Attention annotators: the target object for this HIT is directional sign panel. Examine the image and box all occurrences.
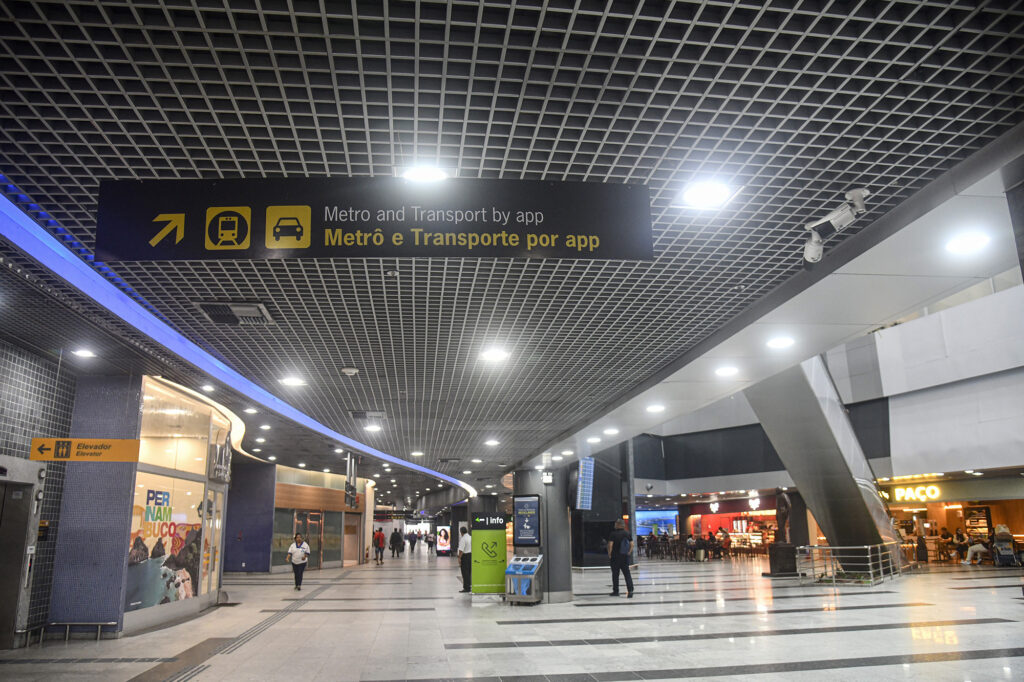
[95,177,652,262]
[30,438,140,462]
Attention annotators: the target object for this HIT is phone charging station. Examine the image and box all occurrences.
[507,494,544,604]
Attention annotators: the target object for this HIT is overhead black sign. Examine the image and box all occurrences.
[95,177,652,262]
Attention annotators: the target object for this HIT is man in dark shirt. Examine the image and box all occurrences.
[607,519,635,598]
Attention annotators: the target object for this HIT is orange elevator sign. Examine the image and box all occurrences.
[30,438,140,463]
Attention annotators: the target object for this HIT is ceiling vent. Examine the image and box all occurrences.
[197,302,274,326]
[350,410,387,420]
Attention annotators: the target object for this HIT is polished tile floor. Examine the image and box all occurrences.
[1,549,1021,681]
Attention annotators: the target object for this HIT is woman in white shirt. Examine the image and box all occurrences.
[286,533,310,590]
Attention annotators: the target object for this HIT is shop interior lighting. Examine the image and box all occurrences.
[0,192,476,497]
[646,404,665,413]
[484,439,500,446]
[715,366,739,377]
[479,347,510,362]
[71,348,96,357]
[279,376,307,386]
[945,231,990,255]
[766,336,795,349]
[401,166,449,182]
[603,428,619,435]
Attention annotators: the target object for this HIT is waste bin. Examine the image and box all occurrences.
[505,555,543,604]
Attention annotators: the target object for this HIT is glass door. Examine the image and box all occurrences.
[295,511,323,569]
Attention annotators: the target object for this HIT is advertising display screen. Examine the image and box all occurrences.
[436,525,452,555]
[636,510,678,536]
[513,496,541,547]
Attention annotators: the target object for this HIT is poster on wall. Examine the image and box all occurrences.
[125,474,205,612]
[471,514,508,594]
[436,525,452,556]
[513,495,540,547]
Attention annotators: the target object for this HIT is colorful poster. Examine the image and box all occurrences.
[471,514,508,594]
[125,473,205,612]
[513,496,540,546]
[436,525,452,555]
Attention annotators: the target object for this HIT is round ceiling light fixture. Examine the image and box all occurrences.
[279,376,306,387]
[551,455,563,462]
[945,231,990,255]
[244,408,258,414]
[646,404,665,413]
[72,349,96,358]
[471,458,482,463]
[259,424,271,430]
[561,449,574,455]
[201,384,215,392]
[680,181,735,209]
[484,439,500,446]
[298,463,306,468]
[715,366,739,377]
[603,428,619,435]
[364,424,382,432]
[268,455,276,461]
[411,451,424,457]
[586,437,601,444]
[401,165,449,182]
[766,336,795,349]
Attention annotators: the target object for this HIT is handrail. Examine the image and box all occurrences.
[796,542,903,586]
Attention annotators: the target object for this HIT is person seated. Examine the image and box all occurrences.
[953,528,969,560]
[962,533,992,565]
[938,527,954,561]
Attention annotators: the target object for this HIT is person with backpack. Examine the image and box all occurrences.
[607,519,634,598]
[373,527,386,565]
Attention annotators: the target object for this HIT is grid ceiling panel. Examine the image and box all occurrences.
[1,0,1022,488]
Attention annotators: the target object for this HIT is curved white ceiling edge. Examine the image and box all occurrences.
[0,194,477,498]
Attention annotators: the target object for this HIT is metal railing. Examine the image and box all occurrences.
[796,542,903,586]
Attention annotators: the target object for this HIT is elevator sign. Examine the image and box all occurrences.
[30,438,140,462]
[95,177,652,261]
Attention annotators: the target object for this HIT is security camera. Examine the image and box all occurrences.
[645,483,654,492]
[803,230,823,263]
[844,188,869,213]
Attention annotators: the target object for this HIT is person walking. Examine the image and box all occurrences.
[373,527,386,565]
[286,532,310,590]
[426,531,435,553]
[390,528,403,557]
[458,526,472,593]
[607,519,634,598]
[408,531,418,553]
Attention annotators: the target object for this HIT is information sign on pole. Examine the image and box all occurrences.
[95,178,652,262]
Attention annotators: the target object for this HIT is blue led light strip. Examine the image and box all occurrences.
[0,192,476,497]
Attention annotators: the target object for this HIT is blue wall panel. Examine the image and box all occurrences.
[223,458,275,572]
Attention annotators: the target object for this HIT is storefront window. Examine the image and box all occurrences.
[139,378,211,475]
[126,472,205,611]
[324,512,343,563]
[272,508,295,566]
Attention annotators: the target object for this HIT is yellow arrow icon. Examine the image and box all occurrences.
[149,213,185,247]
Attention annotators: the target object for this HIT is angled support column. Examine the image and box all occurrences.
[744,356,897,551]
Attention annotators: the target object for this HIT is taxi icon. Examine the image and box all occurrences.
[272,216,304,241]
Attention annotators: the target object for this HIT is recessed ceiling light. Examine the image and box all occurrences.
[268,455,276,461]
[480,347,510,362]
[401,165,449,182]
[373,473,380,478]
[201,384,215,392]
[945,231,990,255]
[964,470,974,474]
[259,424,271,430]
[534,465,544,470]
[334,448,343,454]
[766,336,795,349]
[298,463,306,468]
[365,424,382,432]
[462,470,472,474]
[279,376,306,386]
[603,428,619,435]
[72,349,96,357]
[323,468,330,473]
[552,455,563,462]
[646,494,653,498]
[679,180,736,209]
[255,437,265,443]
[411,451,424,457]
[715,366,739,377]
[471,458,482,463]
[646,404,665,413]
[390,479,396,483]
[485,484,495,489]
[244,408,258,414]
[586,437,601,444]
[561,449,573,455]
[484,439,500,446]
[253,448,262,452]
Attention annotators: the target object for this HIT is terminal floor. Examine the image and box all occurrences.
[1,552,1021,681]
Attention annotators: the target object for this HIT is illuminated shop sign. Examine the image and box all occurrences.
[893,485,941,502]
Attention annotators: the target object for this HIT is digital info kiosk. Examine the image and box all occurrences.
[507,494,544,604]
